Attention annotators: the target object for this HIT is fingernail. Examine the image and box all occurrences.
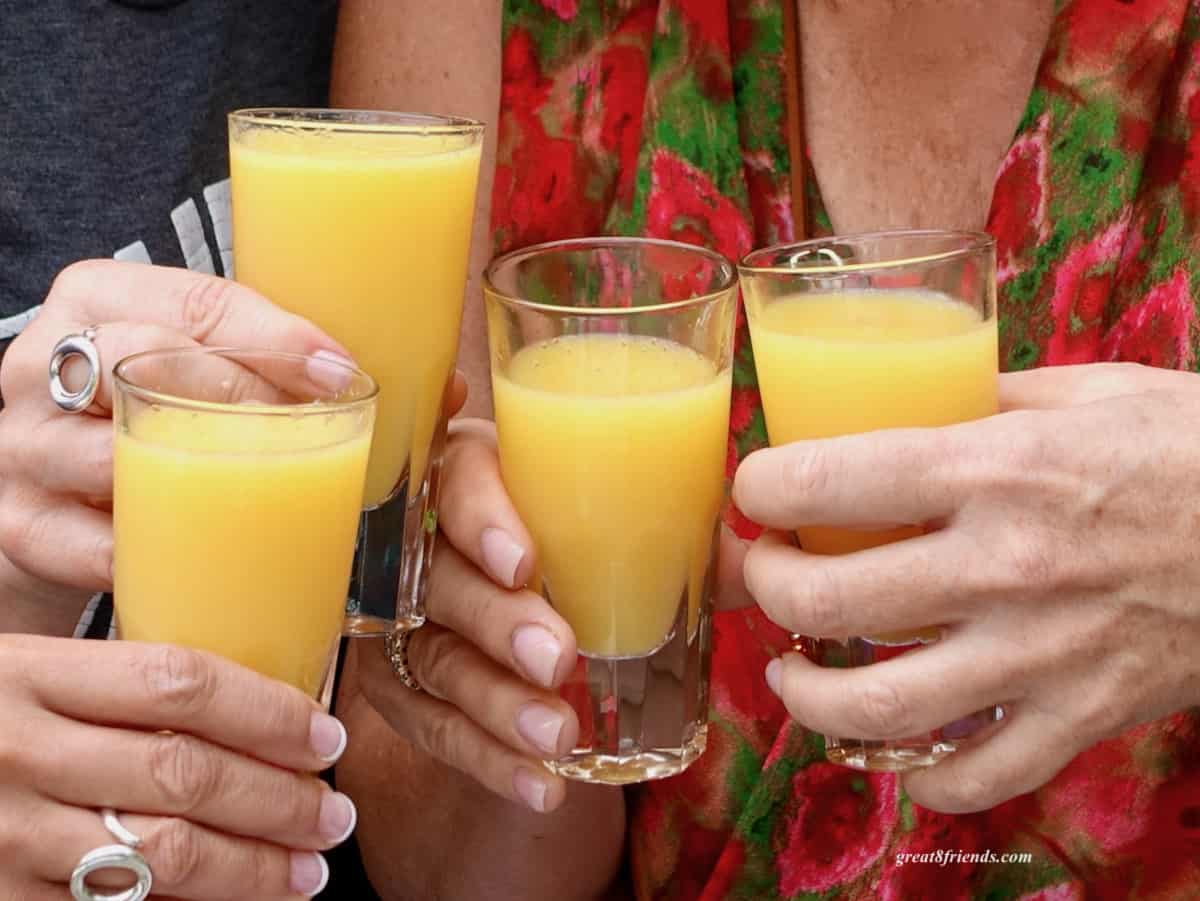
[319,791,358,845]
[290,852,329,897]
[516,702,566,756]
[513,767,548,813]
[481,527,526,587]
[512,624,564,689]
[310,714,348,764]
[306,350,357,394]
[765,658,782,696]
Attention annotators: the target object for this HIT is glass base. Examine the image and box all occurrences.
[808,634,1001,773]
[552,578,713,785]
[545,725,707,785]
[824,737,957,772]
[344,393,450,637]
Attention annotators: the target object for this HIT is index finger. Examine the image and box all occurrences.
[49,260,350,359]
[17,636,342,773]
[732,427,968,530]
[439,418,537,590]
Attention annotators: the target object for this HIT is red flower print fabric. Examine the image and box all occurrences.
[493,1,1200,897]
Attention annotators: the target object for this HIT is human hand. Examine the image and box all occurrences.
[0,260,352,607]
[0,635,358,899]
[733,362,1200,812]
[356,401,755,814]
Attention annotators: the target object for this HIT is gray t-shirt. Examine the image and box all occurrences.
[0,0,337,327]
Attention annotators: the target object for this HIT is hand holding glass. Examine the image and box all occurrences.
[739,230,1000,771]
[113,348,377,704]
[485,238,736,784]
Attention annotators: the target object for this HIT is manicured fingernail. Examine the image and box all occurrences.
[765,659,782,696]
[513,767,548,813]
[319,792,357,845]
[306,350,357,393]
[516,703,566,756]
[481,527,526,587]
[290,852,329,897]
[310,713,348,764]
[512,624,564,688]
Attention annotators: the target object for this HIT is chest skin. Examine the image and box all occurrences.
[798,0,1056,233]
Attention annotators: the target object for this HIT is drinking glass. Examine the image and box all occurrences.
[739,230,1000,771]
[112,348,377,705]
[485,238,737,784]
[228,108,484,635]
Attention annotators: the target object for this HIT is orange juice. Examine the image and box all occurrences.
[113,406,371,696]
[230,126,481,506]
[493,335,730,658]
[748,290,997,638]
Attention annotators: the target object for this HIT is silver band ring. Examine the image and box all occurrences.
[385,627,423,692]
[49,326,102,413]
[101,808,143,849]
[70,844,153,901]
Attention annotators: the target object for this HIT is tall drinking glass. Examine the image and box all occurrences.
[112,348,377,705]
[739,230,1000,771]
[228,109,483,635]
[485,238,737,784]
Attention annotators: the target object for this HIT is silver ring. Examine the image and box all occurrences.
[49,326,101,413]
[70,844,153,901]
[101,808,143,849]
[385,627,423,692]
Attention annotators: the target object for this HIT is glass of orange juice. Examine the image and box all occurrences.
[484,238,737,784]
[739,230,1000,772]
[228,109,484,637]
[112,348,377,705]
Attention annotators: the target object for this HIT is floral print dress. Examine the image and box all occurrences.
[492,1,1200,897]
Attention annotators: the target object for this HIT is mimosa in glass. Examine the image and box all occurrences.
[112,348,377,704]
[486,238,737,784]
[740,231,1000,771]
[229,109,483,635]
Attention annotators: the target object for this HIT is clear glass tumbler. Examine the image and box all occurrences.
[485,238,738,784]
[228,108,484,636]
[112,348,377,706]
[739,230,1001,772]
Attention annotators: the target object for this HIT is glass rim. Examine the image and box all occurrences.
[738,229,995,277]
[483,237,738,317]
[228,107,485,137]
[113,347,380,416]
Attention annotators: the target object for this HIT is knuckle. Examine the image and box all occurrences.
[848,679,913,739]
[0,500,29,564]
[180,275,234,342]
[245,841,285,894]
[145,817,204,887]
[934,772,996,813]
[0,729,28,782]
[147,733,220,814]
[138,644,215,717]
[1005,534,1059,591]
[48,259,106,304]
[418,709,469,765]
[416,630,472,697]
[1005,419,1055,476]
[790,567,847,637]
[778,447,834,505]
